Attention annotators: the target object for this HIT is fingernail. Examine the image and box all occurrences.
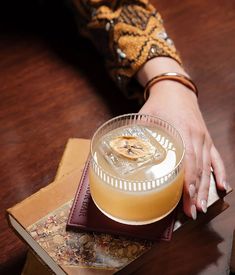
[189,184,196,198]
[201,199,207,213]
[191,205,197,220]
[223,180,230,191]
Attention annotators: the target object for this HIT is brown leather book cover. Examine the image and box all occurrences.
[67,160,176,241]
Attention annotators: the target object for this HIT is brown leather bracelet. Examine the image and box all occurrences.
[144,72,198,101]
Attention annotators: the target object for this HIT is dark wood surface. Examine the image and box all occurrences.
[0,1,234,274]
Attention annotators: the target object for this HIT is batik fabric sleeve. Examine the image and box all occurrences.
[69,0,182,100]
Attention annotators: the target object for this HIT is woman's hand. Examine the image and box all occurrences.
[137,57,228,219]
[139,81,228,218]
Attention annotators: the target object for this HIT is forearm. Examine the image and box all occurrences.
[68,0,181,99]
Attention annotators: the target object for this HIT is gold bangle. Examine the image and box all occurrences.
[144,72,198,101]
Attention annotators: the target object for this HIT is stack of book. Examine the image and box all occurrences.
[7,138,231,275]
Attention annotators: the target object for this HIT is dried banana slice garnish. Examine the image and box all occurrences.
[109,136,155,160]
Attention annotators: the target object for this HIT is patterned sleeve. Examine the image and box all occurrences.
[69,0,182,100]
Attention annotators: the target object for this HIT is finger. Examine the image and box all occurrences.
[183,142,197,220]
[211,145,228,191]
[196,142,211,213]
[192,131,204,192]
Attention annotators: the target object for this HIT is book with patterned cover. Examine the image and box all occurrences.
[67,159,176,241]
[9,138,231,275]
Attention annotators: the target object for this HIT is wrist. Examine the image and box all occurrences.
[144,72,198,101]
[137,57,189,87]
[147,80,198,102]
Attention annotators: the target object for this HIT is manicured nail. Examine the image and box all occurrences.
[201,199,207,213]
[189,184,196,198]
[223,180,230,191]
[191,205,197,220]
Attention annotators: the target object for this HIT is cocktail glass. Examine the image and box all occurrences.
[89,113,185,225]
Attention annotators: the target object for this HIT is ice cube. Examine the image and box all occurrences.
[97,126,167,176]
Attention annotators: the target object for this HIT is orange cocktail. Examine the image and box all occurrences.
[89,114,185,225]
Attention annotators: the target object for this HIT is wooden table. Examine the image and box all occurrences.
[0,1,234,274]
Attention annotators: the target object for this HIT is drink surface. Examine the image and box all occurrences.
[89,123,184,225]
[94,125,181,181]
